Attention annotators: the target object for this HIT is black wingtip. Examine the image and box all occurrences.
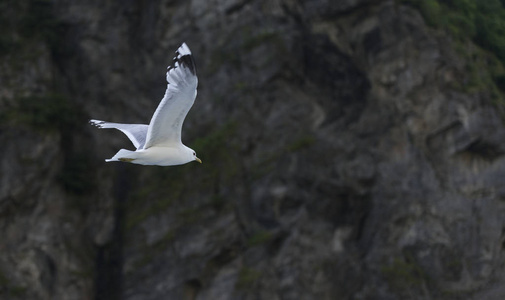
[179,54,196,75]
[89,119,105,127]
[167,43,197,75]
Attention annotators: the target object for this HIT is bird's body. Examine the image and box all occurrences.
[106,145,196,166]
[90,43,201,166]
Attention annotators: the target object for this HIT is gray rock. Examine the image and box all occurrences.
[2,0,505,299]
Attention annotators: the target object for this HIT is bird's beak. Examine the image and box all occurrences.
[195,157,202,164]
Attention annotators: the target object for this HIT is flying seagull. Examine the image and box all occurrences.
[90,43,202,166]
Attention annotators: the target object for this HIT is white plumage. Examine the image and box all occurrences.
[90,43,202,166]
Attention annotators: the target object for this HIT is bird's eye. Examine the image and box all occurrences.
[193,152,196,156]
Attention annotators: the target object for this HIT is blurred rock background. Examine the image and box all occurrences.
[2,0,505,299]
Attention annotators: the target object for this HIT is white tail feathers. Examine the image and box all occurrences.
[105,149,137,162]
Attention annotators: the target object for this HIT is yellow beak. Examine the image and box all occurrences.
[195,157,202,164]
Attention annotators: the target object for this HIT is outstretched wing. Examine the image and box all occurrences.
[143,43,198,149]
[90,119,148,149]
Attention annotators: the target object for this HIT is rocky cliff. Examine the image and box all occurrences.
[2,0,505,299]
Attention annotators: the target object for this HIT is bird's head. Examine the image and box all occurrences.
[190,149,202,164]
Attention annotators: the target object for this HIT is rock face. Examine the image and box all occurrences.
[2,0,505,299]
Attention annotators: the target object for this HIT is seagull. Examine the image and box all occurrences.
[90,43,202,166]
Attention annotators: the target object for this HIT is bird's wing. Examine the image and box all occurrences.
[143,43,198,149]
[90,119,149,149]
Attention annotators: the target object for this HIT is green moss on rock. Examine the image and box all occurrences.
[0,269,28,298]
[404,0,505,107]
[246,230,274,247]
[4,93,84,132]
[381,257,428,294]
[236,267,261,289]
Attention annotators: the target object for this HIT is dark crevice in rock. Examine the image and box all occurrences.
[225,0,252,15]
[183,279,202,300]
[94,165,129,300]
[302,33,371,126]
[38,248,57,295]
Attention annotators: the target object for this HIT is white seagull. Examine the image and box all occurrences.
[90,43,202,166]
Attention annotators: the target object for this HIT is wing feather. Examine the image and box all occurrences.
[143,43,198,149]
[90,119,148,149]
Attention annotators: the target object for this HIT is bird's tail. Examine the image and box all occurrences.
[105,149,138,163]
